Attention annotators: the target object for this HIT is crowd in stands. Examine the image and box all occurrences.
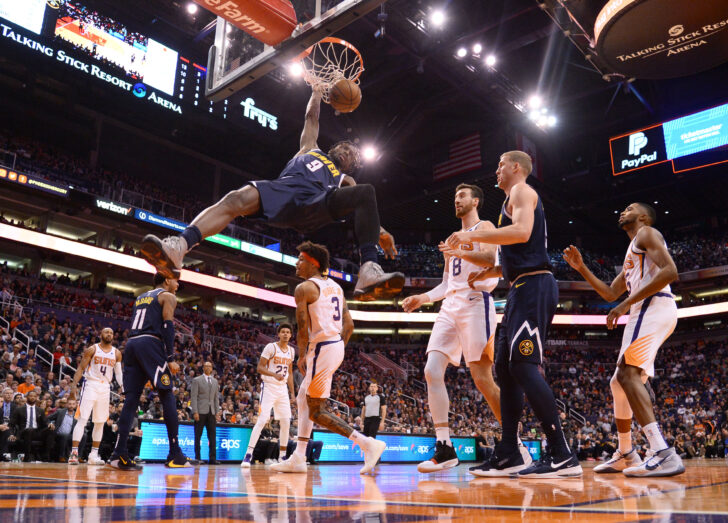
[3,132,728,280]
[0,266,725,463]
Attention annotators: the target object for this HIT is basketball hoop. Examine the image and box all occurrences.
[297,37,364,103]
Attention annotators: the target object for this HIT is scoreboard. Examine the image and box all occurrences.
[0,0,277,129]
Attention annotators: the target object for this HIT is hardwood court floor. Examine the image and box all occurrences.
[0,460,726,521]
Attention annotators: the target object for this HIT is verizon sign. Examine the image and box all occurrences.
[95,199,133,216]
[192,0,296,46]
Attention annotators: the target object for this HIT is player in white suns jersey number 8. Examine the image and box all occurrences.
[272,241,386,475]
[564,202,684,477]
[68,327,122,465]
[403,184,531,474]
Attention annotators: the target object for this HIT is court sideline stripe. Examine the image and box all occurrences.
[2,473,727,516]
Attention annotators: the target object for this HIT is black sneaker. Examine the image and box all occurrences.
[108,454,142,471]
[166,452,194,468]
[417,441,459,473]
[469,450,529,477]
[516,451,582,478]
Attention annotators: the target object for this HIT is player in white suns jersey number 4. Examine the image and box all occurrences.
[403,184,531,474]
[272,241,386,475]
[68,327,123,465]
[564,202,684,477]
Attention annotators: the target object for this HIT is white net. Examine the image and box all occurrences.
[300,38,364,103]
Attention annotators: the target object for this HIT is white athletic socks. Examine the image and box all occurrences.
[642,422,668,451]
[435,427,451,445]
[618,432,632,454]
[348,430,368,447]
[294,439,309,457]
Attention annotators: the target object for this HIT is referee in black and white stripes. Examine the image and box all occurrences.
[362,383,386,438]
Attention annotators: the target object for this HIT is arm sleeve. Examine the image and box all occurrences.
[114,362,124,393]
[424,269,449,302]
[379,394,387,407]
[161,320,176,361]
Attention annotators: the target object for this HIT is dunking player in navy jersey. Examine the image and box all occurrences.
[109,273,192,470]
[448,151,581,478]
[140,85,404,301]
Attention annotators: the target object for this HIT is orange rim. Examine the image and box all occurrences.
[296,37,364,82]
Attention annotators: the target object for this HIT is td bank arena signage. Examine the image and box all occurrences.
[594,0,728,79]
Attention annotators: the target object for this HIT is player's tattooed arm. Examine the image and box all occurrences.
[308,397,354,438]
[295,281,318,372]
[341,301,354,345]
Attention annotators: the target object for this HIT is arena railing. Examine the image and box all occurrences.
[329,398,350,417]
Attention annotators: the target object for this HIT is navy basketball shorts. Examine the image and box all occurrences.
[495,273,558,366]
[123,335,173,392]
[249,178,336,234]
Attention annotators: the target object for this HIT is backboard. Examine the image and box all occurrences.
[206,0,385,101]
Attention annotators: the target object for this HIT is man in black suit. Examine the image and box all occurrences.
[49,398,77,462]
[9,390,55,462]
[0,388,15,460]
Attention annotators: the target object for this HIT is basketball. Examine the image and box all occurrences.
[329,78,361,113]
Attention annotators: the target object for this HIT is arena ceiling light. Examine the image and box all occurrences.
[485,54,497,67]
[362,146,378,162]
[472,43,482,55]
[287,62,304,77]
[528,95,543,109]
[456,47,467,58]
[430,9,445,28]
[186,2,198,14]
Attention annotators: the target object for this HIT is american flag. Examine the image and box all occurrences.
[433,133,482,181]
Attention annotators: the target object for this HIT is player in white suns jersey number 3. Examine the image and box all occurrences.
[272,242,386,475]
[68,327,123,465]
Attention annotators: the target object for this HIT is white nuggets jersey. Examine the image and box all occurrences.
[447,221,499,297]
[84,344,117,385]
[623,235,672,306]
[260,342,293,386]
[308,276,344,344]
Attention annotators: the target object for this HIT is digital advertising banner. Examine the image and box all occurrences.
[139,421,251,462]
[313,430,477,463]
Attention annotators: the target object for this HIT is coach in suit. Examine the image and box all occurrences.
[49,398,77,461]
[9,390,54,461]
[191,362,220,464]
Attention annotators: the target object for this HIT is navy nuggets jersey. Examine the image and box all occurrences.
[279,149,342,190]
[498,192,551,283]
[129,288,167,338]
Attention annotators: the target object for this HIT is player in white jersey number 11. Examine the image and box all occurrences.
[68,327,123,465]
[271,241,386,475]
[402,184,531,474]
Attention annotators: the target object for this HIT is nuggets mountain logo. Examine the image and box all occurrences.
[519,340,534,356]
[161,374,171,386]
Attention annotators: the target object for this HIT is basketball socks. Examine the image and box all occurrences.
[435,427,451,445]
[247,419,267,456]
[618,432,632,453]
[359,244,378,265]
[642,422,668,451]
[181,225,202,251]
[348,430,368,447]
[159,389,182,455]
[509,362,570,459]
[294,439,309,458]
